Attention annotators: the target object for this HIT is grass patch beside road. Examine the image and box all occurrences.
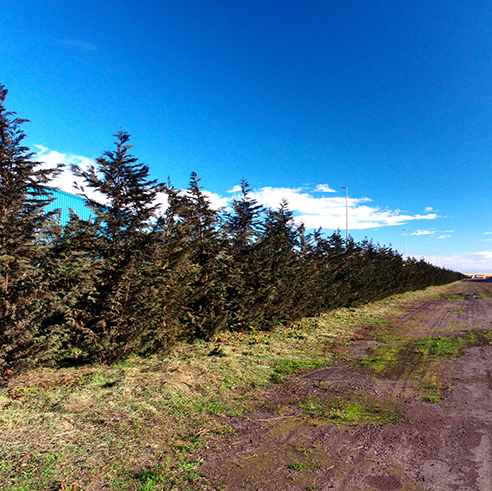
[298,394,403,425]
[0,283,460,490]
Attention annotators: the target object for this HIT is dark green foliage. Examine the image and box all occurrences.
[39,214,104,364]
[0,83,63,373]
[67,131,167,362]
[252,200,306,327]
[0,81,463,373]
[164,173,227,340]
[222,180,266,329]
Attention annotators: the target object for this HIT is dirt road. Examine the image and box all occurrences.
[197,280,492,490]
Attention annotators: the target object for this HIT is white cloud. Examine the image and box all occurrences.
[245,186,438,231]
[314,184,336,193]
[35,145,230,213]
[34,145,100,199]
[474,251,492,260]
[425,207,434,212]
[154,192,169,211]
[436,234,451,240]
[33,147,441,231]
[228,184,242,193]
[203,190,229,210]
[436,251,492,273]
[410,230,435,236]
[34,145,168,210]
[485,232,492,235]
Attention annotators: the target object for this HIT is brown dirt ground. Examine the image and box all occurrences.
[194,280,492,490]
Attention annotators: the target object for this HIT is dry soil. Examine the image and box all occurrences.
[196,279,492,491]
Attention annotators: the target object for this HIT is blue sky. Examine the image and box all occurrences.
[3,0,492,272]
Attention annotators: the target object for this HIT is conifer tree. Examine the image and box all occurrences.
[312,231,350,310]
[0,83,63,373]
[226,179,263,249]
[222,179,265,328]
[164,172,226,339]
[39,212,103,364]
[253,200,303,328]
[291,225,320,317]
[70,131,166,361]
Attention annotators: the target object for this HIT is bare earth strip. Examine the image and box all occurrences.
[197,280,492,491]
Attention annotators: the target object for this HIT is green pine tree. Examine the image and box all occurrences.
[0,82,63,374]
[222,179,265,329]
[70,130,166,362]
[164,172,226,339]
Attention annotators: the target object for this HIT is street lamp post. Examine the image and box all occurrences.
[341,186,348,242]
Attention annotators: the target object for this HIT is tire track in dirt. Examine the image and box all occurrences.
[196,280,492,490]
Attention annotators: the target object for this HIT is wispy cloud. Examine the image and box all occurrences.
[425,207,434,212]
[436,234,451,240]
[425,250,492,273]
[474,251,492,260]
[436,251,492,273]
[244,186,438,231]
[410,230,435,236]
[35,145,95,197]
[34,146,440,230]
[228,184,242,193]
[314,184,336,193]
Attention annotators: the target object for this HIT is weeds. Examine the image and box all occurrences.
[467,329,492,345]
[364,335,465,377]
[424,396,441,403]
[0,283,459,489]
[288,462,313,471]
[270,359,326,383]
[298,394,403,425]
[438,294,462,300]
[414,337,464,358]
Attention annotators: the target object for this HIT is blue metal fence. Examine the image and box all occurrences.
[43,188,93,223]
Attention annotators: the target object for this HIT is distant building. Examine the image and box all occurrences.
[42,188,93,223]
[463,273,492,280]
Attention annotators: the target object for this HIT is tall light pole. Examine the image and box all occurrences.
[341,187,348,242]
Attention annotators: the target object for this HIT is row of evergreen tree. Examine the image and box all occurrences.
[0,83,462,374]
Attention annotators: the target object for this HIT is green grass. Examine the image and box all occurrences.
[0,283,461,490]
[363,335,465,373]
[424,395,441,403]
[298,394,403,425]
[288,462,310,471]
[270,359,326,383]
[414,336,465,357]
